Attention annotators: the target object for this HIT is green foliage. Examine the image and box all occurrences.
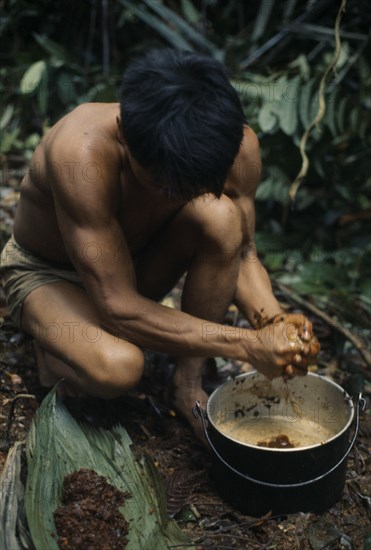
[236,62,371,220]
[0,0,370,332]
[121,0,219,56]
[0,443,25,550]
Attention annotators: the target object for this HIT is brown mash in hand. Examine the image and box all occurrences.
[266,313,320,379]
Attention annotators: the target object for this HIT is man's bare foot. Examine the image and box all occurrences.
[167,366,209,447]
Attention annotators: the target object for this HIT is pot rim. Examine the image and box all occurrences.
[206,372,355,453]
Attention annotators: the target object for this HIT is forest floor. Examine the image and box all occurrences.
[0,175,370,549]
[0,316,370,549]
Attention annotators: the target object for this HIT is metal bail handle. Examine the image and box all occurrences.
[193,393,366,489]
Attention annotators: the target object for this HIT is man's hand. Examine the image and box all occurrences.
[247,313,320,380]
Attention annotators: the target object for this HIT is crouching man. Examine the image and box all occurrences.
[0,49,319,439]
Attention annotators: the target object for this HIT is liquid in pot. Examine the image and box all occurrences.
[216,415,339,449]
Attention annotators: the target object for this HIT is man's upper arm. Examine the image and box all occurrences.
[48,145,137,317]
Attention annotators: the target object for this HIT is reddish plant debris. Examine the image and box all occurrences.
[53,469,131,549]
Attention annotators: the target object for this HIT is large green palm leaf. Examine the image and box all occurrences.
[25,388,192,550]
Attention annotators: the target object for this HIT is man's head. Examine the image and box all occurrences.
[119,49,245,201]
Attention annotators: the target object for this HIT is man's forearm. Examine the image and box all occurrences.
[99,282,311,381]
[234,255,283,328]
[100,293,257,361]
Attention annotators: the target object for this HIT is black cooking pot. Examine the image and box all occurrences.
[194,372,365,517]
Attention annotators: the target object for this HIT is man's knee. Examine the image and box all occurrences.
[192,194,243,253]
[90,344,145,399]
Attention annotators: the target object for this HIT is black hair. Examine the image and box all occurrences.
[119,48,246,201]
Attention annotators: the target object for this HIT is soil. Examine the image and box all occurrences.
[1,318,370,549]
[53,469,130,549]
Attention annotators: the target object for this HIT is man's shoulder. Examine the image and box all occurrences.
[25,104,123,213]
[43,103,120,176]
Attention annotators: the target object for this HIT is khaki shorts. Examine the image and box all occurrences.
[0,235,83,328]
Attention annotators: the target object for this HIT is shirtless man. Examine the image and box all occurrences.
[1,49,318,436]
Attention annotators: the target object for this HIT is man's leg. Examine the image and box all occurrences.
[22,282,145,398]
[135,194,243,431]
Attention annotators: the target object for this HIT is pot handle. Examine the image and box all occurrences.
[193,393,366,489]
